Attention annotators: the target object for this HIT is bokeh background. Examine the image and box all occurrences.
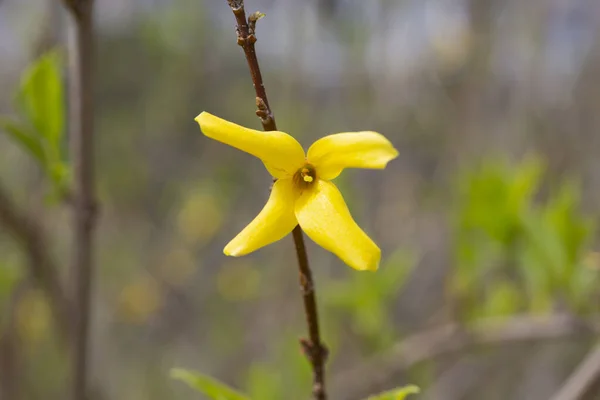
[1,0,600,399]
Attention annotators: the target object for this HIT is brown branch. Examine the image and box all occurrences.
[226,0,276,131]
[225,1,327,399]
[294,227,328,399]
[550,346,600,400]
[64,1,97,399]
[331,314,600,399]
[0,184,71,340]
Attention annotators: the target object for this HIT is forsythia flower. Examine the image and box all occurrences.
[195,112,398,271]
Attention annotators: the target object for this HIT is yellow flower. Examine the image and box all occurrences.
[195,112,398,271]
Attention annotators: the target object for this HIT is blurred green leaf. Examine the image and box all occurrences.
[519,178,596,311]
[366,385,420,400]
[520,212,564,293]
[544,182,592,278]
[0,117,46,164]
[483,280,521,317]
[1,49,70,194]
[453,156,598,315]
[17,49,64,146]
[506,156,543,221]
[171,368,250,400]
[456,157,542,247]
[569,262,600,312]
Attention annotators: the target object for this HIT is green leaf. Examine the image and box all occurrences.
[17,49,65,145]
[170,368,251,400]
[0,117,46,164]
[366,385,420,400]
[2,50,70,194]
[0,117,69,197]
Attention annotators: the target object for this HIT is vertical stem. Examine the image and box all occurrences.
[225,1,328,398]
[292,226,327,400]
[65,1,96,399]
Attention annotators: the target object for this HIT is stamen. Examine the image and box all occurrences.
[294,164,317,188]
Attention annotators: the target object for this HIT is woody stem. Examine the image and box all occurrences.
[225,1,328,399]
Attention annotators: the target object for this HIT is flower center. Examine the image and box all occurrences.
[293,163,317,188]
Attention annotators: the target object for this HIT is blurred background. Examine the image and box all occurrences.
[1,0,600,399]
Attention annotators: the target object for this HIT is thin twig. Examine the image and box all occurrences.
[226,0,275,130]
[293,227,327,400]
[331,314,600,399]
[224,1,328,398]
[0,184,71,339]
[64,0,97,399]
[549,346,600,400]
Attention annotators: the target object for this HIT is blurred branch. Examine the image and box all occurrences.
[549,346,600,400]
[423,357,493,400]
[33,0,61,56]
[0,281,30,400]
[0,184,71,339]
[225,1,328,399]
[331,314,600,399]
[63,0,97,400]
[63,0,87,20]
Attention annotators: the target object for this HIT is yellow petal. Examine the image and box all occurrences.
[307,131,398,180]
[196,112,305,178]
[224,179,299,256]
[295,180,380,271]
